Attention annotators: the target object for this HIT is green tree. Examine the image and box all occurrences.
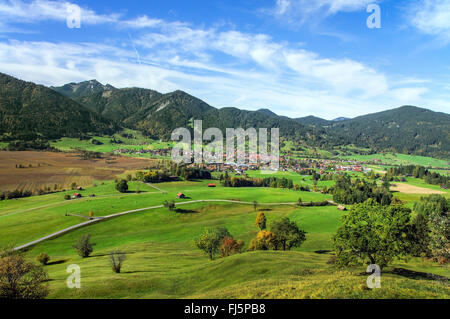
[115,180,128,193]
[73,234,94,258]
[408,213,431,257]
[255,212,267,231]
[270,217,306,251]
[194,228,222,260]
[215,226,231,241]
[429,211,449,263]
[333,199,412,268]
[413,195,449,217]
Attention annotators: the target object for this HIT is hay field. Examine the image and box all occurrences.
[391,183,446,195]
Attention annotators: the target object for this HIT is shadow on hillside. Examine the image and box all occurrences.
[121,270,153,274]
[388,268,449,282]
[314,250,332,254]
[175,208,198,214]
[47,259,69,266]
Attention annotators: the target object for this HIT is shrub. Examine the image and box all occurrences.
[36,253,50,265]
[0,243,18,258]
[73,234,94,258]
[163,200,176,211]
[109,251,126,273]
[64,194,71,200]
[115,180,128,193]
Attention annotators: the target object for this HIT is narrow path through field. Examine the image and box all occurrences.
[145,182,166,193]
[14,199,330,251]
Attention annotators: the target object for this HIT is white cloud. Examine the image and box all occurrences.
[409,0,450,41]
[268,0,379,25]
[0,0,119,25]
[0,1,441,119]
[119,15,163,29]
[390,87,429,102]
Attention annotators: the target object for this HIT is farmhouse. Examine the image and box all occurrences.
[207,183,216,187]
[72,193,82,199]
[177,193,186,199]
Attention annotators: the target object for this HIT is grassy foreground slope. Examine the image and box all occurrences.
[0,180,444,299]
[21,201,448,299]
[1,175,448,299]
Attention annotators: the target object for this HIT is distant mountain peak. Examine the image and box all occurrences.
[257,108,278,117]
[51,80,116,99]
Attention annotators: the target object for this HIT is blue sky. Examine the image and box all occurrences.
[0,0,449,119]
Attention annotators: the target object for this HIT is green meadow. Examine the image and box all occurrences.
[50,129,173,156]
[1,178,448,299]
[341,153,450,168]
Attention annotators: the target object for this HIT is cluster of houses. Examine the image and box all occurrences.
[335,165,372,173]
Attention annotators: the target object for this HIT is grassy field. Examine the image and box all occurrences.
[341,153,450,168]
[0,174,448,299]
[246,170,335,188]
[50,129,173,157]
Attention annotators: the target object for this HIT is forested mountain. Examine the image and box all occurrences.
[201,107,326,144]
[75,87,163,123]
[59,82,322,141]
[326,106,450,158]
[126,90,216,139]
[0,73,116,140]
[1,73,448,158]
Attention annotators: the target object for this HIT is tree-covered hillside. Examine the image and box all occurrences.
[2,74,448,158]
[326,106,450,158]
[0,73,116,140]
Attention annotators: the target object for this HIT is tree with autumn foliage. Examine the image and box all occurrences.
[248,230,277,251]
[0,254,49,299]
[255,212,267,231]
[220,237,245,257]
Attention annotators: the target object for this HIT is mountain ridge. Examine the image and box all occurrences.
[1,73,448,158]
